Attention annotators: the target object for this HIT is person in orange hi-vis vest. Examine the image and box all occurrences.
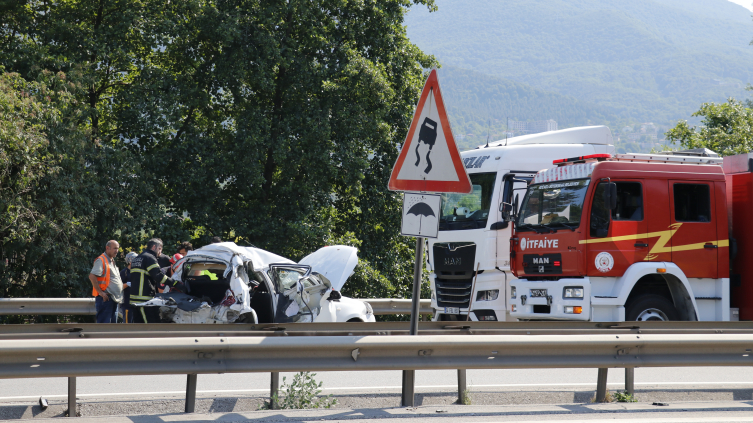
[88,240,124,323]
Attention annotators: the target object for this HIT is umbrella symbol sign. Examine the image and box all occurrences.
[401,192,441,239]
[407,202,436,218]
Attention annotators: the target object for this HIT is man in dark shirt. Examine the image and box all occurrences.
[129,238,185,323]
[119,252,138,323]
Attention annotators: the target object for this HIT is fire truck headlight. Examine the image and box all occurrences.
[563,287,584,298]
[476,290,499,302]
[510,287,516,299]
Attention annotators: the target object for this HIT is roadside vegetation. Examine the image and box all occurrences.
[0,0,438,311]
[263,372,337,410]
[664,87,753,156]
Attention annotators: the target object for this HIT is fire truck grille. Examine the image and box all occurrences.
[435,271,475,308]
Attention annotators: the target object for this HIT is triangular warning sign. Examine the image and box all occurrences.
[388,69,471,193]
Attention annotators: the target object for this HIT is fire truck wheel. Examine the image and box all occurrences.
[625,294,680,321]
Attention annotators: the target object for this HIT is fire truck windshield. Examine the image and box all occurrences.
[439,172,496,231]
[516,179,590,231]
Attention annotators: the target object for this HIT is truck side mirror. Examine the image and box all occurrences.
[500,201,512,221]
[604,182,617,210]
[500,194,519,222]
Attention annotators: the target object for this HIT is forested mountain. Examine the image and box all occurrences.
[406,0,753,130]
[437,66,617,150]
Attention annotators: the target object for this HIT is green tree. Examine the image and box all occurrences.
[137,0,439,299]
[0,0,205,298]
[1,0,438,301]
[0,70,98,302]
[666,98,753,156]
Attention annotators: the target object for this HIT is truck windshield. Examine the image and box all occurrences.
[516,179,590,231]
[439,172,496,231]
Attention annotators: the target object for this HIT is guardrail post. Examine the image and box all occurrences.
[270,372,280,410]
[625,368,634,396]
[401,370,415,406]
[185,374,197,413]
[595,368,608,402]
[67,377,76,417]
[457,369,467,404]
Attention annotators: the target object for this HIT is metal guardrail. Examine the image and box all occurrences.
[3,333,753,378]
[358,299,432,315]
[0,297,430,316]
[2,321,753,414]
[0,298,96,315]
[3,320,753,336]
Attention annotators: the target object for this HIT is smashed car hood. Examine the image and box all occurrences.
[299,245,358,291]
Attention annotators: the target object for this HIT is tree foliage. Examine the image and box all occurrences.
[666,96,753,156]
[0,0,437,302]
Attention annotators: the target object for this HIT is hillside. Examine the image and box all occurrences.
[406,0,753,126]
[437,66,618,150]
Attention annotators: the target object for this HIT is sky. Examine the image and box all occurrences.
[729,0,753,12]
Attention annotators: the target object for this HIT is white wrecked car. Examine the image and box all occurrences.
[133,242,375,324]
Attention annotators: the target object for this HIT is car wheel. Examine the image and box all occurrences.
[625,294,679,321]
[347,318,364,322]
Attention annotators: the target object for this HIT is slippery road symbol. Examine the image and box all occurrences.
[415,117,438,174]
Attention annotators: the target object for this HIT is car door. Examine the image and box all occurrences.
[298,274,326,320]
[668,181,718,278]
[586,180,648,277]
[496,173,533,269]
[269,264,320,322]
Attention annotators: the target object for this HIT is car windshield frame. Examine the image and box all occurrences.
[515,178,590,232]
[439,172,497,231]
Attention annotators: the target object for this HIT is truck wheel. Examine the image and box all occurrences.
[625,294,679,321]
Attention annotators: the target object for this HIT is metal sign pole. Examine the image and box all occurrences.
[409,237,425,336]
[402,236,425,407]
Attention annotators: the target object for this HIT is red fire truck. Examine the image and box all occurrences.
[507,151,753,322]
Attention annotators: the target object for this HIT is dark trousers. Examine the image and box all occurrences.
[132,306,161,323]
[95,296,117,323]
[119,304,135,323]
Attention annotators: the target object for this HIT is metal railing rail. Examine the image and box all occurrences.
[2,330,753,413]
[3,333,753,379]
[3,320,753,338]
[0,298,431,316]
[358,299,432,315]
[0,298,96,315]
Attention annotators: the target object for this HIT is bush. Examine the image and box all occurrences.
[264,372,337,410]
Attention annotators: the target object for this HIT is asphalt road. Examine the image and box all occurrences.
[2,367,753,402]
[15,402,753,422]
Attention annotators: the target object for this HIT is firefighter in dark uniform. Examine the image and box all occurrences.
[129,238,185,323]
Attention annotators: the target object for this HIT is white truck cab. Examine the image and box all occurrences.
[428,126,615,321]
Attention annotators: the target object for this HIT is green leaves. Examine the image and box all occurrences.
[666,97,753,156]
[1,0,437,303]
[267,372,337,410]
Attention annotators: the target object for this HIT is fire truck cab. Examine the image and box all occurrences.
[509,151,736,322]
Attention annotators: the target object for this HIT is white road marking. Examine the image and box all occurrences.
[4,381,753,401]
[489,418,753,423]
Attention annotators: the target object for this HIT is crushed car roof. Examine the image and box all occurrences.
[183,243,359,291]
[184,242,294,273]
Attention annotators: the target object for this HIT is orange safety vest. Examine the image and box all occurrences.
[92,253,111,297]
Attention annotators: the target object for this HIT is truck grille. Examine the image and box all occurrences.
[432,242,477,309]
[435,271,475,308]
